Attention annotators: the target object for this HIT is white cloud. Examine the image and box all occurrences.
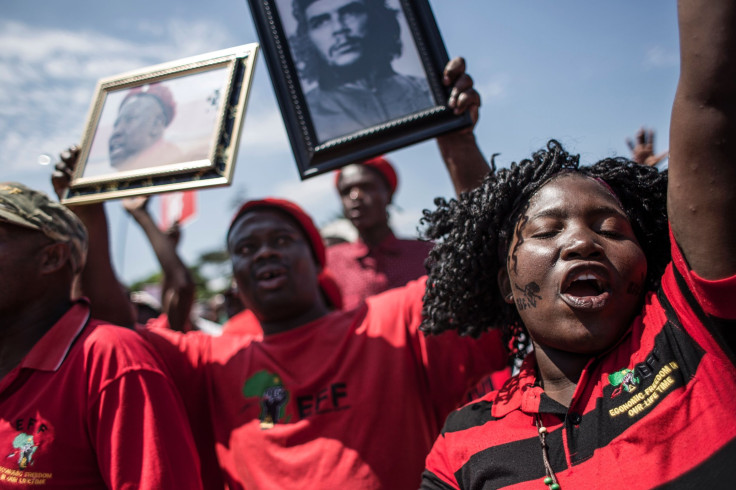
[644,46,678,69]
[240,108,290,150]
[272,174,336,224]
[390,207,426,239]
[477,78,507,101]
[1,18,239,179]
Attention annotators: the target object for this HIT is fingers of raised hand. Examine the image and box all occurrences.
[443,56,467,87]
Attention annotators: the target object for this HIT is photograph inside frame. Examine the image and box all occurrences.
[275,0,437,143]
[82,68,229,180]
[249,0,471,179]
[64,44,258,204]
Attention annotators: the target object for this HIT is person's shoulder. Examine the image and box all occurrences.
[326,240,357,251]
[86,318,146,344]
[83,319,167,372]
[361,277,426,329]
[441,390,498,436]
[326,240,360,258]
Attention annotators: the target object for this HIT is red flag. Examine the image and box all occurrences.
[160,191,197,230]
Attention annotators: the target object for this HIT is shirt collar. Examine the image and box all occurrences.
[20,299,90,372]
[350,231,401,259]
[492,355,543,418]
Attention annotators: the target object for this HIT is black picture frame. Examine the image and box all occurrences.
[63,44,258,204]
[246,0,471,179]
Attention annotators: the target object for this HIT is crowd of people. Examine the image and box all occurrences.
[1,0,735,488]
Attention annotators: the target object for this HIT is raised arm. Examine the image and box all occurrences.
[669,0,736,279]
[52,147,136,328]
[435,57,492,195]
[123,196,195,331]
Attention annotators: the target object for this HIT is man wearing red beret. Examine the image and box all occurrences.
[57,57,503,490]
[330,155,435,310]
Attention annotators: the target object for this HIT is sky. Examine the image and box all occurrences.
[1,0,680,288]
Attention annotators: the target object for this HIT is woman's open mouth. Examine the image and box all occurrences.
[560,271,611,311]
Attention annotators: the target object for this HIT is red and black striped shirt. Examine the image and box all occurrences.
[423,231,736,489]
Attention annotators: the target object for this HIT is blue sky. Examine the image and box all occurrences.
[1,1,679,287]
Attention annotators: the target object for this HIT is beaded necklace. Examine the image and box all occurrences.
[534,414,561,490]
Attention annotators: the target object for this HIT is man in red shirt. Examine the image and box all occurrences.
[60,57,510,489]
[0,182,202,489]
[329,156,435,310]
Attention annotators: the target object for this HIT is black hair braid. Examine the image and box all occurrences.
[420,140,670,356]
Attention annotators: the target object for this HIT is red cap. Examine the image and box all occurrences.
[120,83,177,126]
[228,199,342,309]
[229,198,326,267]
[334,156,398,196]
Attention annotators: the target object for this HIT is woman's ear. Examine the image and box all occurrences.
[497,267,515,304]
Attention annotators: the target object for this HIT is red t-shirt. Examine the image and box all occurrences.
[0,300,202,489]
[141,278,507,489]
[326,232,434,310]
[422,231,736,489]
[220,309,262,337]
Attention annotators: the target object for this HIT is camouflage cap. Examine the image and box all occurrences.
[0,182,88,274]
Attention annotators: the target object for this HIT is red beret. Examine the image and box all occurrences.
[334,156,398,196]
[120,83,177,126]
[228,199,342,309]
[229,198,326,268]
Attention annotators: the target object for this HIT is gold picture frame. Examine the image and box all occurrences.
[63,43,258,204]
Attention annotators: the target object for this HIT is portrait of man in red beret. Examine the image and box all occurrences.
[107,83,184,171]
[79,67,231,181]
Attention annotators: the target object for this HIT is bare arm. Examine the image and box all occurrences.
[668,0,736,279]
[435,57,492,195]
[123,197,195,332]
[52,147,136,327]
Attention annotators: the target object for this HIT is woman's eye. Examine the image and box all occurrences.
[531,229,557,239]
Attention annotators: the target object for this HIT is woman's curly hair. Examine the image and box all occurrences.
[420,140,670,359]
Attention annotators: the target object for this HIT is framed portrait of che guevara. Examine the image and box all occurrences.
[247,0,472,179]
[62,43,259,204]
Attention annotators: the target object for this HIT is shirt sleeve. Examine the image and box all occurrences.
[89,370,203,489]
[421,327,507,428]
[136,317,227,489]
[136,315,211,408]
[421,433,461,490]
[84,325,203,489]
[661,227,736,363]
[380,276,509,428]
[669,226,736,319]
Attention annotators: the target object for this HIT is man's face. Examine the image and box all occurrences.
[499,174,647,356]
[109,95,165,167]
[337,164,391,233]
[227,209,322,323]
[305,0,369,68]
[0,222,53,316]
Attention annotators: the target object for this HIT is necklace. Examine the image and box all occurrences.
[535,414,561,490]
